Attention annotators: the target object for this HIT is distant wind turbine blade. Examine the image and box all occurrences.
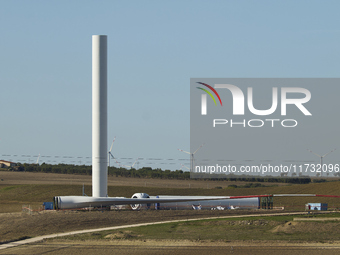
[109,136,116,152]
[193,144,204,154]
[307,149,321,158]
[322,148,336,158]
[181,164,190,170]
[178,149,191,155]
[115,159,122,166]
[132,157,139,167]
[36,154,40,164]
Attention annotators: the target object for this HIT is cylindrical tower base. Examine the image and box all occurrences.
[92,35,108,197]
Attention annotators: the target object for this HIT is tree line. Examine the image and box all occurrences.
[4,163,314,184]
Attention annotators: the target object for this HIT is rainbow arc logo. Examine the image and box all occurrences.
[196,82,222,115]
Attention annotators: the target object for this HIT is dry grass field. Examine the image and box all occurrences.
[0,171,339,254]
[0,170,290,188]
[1,212,340,254]
[2,209,313,244]
[1,171,339,213]
[3,240,340,255]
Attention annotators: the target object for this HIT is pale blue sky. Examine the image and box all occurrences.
[1,0,340,169]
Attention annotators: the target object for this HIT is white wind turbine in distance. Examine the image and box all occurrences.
[116,157,140,169]
[178,144,204,172]
[36,154,40,165]
[307,148,336,176]
[180,164,190,171]
[108,136,116,167]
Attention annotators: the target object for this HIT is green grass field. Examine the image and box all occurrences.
[56,213,340,243]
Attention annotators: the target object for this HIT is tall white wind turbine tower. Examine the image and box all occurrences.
[52,36,254,210]
[178,144,204,172]
[92,35,108,197]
